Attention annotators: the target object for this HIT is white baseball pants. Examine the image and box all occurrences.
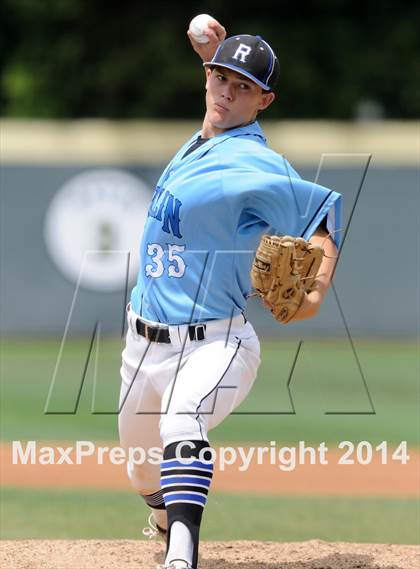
[118,308,261,494]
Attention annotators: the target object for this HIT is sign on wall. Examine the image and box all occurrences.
[44,169,150,291]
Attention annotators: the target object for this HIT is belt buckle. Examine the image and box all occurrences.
[144,322,168,343]
[193,324,206,341]
[144,323,157,342]
[143,323,151,340]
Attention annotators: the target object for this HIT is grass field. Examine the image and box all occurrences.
[1,338,418,545]
[1,338,418,444]
[1,487,419,544]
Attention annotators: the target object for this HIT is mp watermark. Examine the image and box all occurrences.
[11,440,409,472]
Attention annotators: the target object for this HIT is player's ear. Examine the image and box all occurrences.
[205,67,213,89]
[258,91,275,111]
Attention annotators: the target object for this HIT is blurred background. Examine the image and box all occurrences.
[1,0,419,119]
[1,0,419,546]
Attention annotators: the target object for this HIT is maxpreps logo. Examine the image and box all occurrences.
[44,169,151,291]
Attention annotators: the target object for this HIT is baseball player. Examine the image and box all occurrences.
[118,18,342,569]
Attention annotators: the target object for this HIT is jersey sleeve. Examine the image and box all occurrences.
[222,168,343,248]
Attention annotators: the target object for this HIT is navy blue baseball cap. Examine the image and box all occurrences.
[203,34,280,91]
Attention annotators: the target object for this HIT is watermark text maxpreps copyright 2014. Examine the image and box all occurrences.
[10,440,409,472]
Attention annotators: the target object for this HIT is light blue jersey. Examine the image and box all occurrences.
[131,121,342,324]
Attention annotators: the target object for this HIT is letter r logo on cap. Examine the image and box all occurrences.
[232,43,252,63]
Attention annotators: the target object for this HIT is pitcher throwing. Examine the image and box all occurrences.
[118,16,342,569]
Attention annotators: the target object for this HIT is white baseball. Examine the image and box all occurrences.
[189,14,215,44]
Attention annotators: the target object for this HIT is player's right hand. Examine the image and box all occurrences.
[187,18,226,62]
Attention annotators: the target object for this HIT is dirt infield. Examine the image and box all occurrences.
[2,539,419,569]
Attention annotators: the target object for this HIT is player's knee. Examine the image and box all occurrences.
[126,461,160,495]
[160,413,203,447]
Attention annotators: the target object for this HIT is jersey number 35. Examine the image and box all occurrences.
[145,243,186,278]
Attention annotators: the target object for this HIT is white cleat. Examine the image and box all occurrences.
[156,561,193,569]
[142,513,167,542]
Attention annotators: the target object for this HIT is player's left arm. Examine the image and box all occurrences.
[290,225,338,321]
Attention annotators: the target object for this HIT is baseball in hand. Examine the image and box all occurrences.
[188,14,215,44]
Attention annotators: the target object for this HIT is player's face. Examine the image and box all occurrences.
[204,67,275,134]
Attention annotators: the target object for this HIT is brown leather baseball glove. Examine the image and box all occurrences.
[250,235,324,323]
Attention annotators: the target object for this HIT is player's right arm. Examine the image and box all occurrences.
[187,18,226,63]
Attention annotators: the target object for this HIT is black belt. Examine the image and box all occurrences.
[135,318,206,344]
